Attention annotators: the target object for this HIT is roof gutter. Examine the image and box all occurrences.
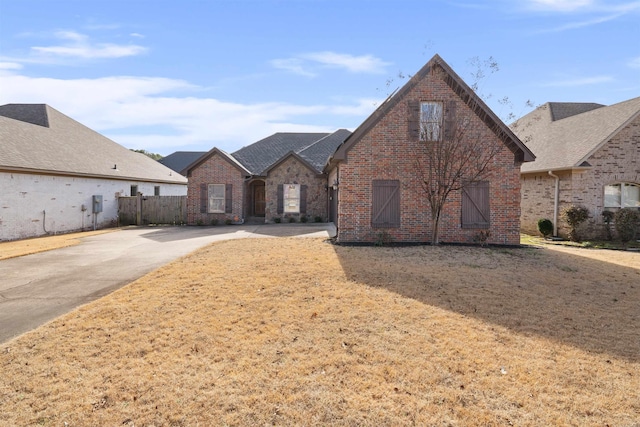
[548,170,560,237]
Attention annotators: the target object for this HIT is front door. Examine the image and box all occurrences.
[254,185,265,216]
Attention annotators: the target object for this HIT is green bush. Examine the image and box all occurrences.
[288,217,296,223]
[602,210,615,240]
[224,219,232,225]
[314,216,323,223]
[210,218,219,226]
[614,208,640,245]
[561,205,589,242]
[300,215,308,223]
[273,217,282,223]
[537,218,553,238]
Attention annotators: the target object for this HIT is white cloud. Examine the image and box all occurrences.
[0,72,369,155]
[30,30,147,60]
[540,75,614,87]
[301,52,391,74]
[0,62,23,70]
[527,0,594,12]
[272,51,390,76]
[628,57,640,69]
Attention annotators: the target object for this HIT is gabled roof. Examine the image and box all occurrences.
[513,97,640,173]
[231,130,351,175]
[263,151,323,176]
[184,147,251,176]
[329,54,535,167]
[158,151,207,175]
[0,104,186,184]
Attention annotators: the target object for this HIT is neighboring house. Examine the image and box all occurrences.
[0,104,187,241]
[184,130,351,225]
[512,97,640,239]
[325,54,535,245]
[158,151,207,176]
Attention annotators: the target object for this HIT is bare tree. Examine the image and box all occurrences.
[415,108,503,245]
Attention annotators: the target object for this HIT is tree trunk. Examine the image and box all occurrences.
[431,207,441,245]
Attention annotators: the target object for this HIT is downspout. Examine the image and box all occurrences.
[548,171,559,237]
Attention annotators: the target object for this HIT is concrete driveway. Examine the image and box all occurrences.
[0,223,335,344]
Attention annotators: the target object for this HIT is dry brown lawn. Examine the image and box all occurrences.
[1,237,639,426]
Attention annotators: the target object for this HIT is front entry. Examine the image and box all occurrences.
[253,182,266,216]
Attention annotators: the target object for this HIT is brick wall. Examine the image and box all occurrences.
[265,156,327,222]
[336,69,522,245]
[186,153,245,225]
[520,115,640,239]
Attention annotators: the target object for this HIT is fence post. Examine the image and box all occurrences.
[136,192,142,226]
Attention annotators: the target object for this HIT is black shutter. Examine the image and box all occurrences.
[277,184,284,214]
[200,184,208,213]
[372,180,400,228]
[300,185,308,214]
[461,181,490,229]
[444,100,457,142]
[225,184,233,214]
[407,100,420,141]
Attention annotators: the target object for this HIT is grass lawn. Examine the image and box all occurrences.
[1,237,639,426]
[0,229,115,261]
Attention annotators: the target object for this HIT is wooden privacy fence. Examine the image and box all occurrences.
[118,195,187,226]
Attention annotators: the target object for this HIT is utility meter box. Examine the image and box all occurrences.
[92,195,103,213]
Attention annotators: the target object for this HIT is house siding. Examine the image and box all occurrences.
[186,153,245,225]
[520,115,640,239]
[336,71,522,245]
[265,156,327,222]
[0,171,186,241]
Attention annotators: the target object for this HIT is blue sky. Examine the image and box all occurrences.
[1,0,639,156]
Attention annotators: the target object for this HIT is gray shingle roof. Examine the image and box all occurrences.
[231,131,350,175]
[512,97,640,173]
[159,151,207,175]
[548,102,605,121]
[0,104,187,184]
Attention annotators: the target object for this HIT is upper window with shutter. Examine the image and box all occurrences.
[372,180,400,228]
[461,181,490,229]
[420,101,443,141]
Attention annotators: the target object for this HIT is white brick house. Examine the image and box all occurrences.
[0,104,187,241]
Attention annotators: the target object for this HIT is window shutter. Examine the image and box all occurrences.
[407,100,420,141]
[300,185,308,214]
[277,184,284,214]
[372,180,401,228]
[461,181,490,229]
[200,184,208,213]
[444,100,456,142]
[225,184,233,214]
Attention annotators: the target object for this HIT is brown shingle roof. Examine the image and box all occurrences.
[0,104,187,184]
[513,97,640,173]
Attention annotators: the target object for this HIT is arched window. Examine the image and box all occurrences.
[604,183,640,210]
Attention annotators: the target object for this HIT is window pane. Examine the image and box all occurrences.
[604,184,621,208]
[208,184,225,213]
[211,185,225,198]
[210,199,225,212]
[283,184,300,213]
[622,183,640,208]
[420,102,443,141]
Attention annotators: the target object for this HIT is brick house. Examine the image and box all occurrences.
[512,97,640,239]
[184,130,350,225]
[325,54,535,245]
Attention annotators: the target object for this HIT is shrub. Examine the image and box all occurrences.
[472,230,491,247]
[314,216,323,223]
[288,217,296,223]
[224,219,233,225]
[561,205,589,242]
[614,208,640,245]
[196,219,204,226]
[374,230,393,247]
[537,218,553,238]
[273,217,281,223]
[300,215,308,223]
[210,218,219,226]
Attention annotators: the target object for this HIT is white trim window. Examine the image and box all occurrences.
[604,183,640,210]
[420,101,443,142]
[208,184,225,213]
[284,184,300,213]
